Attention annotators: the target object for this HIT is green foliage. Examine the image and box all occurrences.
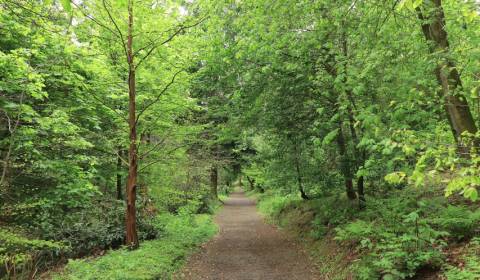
[54,213,217,280]
[0,229,65,279]
[431,206,480,240]
[255,188,480,280]
[2,0,480,278]
[443,238,480,280]
[334,200,448,279]
[256,192,300,223]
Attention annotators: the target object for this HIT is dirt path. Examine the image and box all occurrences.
[177,190,321,280]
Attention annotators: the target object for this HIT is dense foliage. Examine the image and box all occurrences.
[1,0,480,279]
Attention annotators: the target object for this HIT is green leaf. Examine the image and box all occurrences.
[384,172,406,184]
[464,187,478,202]
[322,129,339,146]
[60,0,71,12]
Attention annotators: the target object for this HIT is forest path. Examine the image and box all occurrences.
[176,190,320,280]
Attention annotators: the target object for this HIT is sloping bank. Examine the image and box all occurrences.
[50,212,217,280]
[250,190,480,280]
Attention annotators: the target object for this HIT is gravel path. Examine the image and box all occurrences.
[176,190,321,280]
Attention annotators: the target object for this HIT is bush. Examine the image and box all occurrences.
[443,238,480,280]
[35,197,158,257]
[54,213,217,280]
[256,192,298,221]
[335,199,448,279]
[253,188,480,280]
[432,206,480,240]
[0,229,66,279]
[334,220,374,246]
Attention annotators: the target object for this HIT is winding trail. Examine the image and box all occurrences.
[177,190,320,280]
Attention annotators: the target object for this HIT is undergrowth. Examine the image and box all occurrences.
[253,189,480,280]
[52,212,217,280]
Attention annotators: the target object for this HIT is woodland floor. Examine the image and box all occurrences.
[176,190,321,280]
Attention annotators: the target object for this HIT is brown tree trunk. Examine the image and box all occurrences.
[357,176,365,209]
[210,165,218,200]
[418,0,477,146]
[125,0,138,249]
[336,125,357,200]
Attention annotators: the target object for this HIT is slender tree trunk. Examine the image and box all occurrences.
[246,176,255,191]
[293,142,309,200]
[357,175,365,209]
[125,0,138,249]
[418,0,477,146]
[210,165,218,200]
[342,29,367,206]
[116,149,123,200]
[336,125,357,200]
[346,100,367,206]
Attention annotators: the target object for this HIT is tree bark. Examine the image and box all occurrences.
[342,28,366,206]
[418,0,477,146]
[210,165,218,200]
[336,125,357,200]
[357,175,366,209]
[125,0,138,249]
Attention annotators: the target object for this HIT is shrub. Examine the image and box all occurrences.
[0,229,66,279]
[256,193,298,222]
[334,196,449,279]
[443,238,480,280]
[54,213,217,280]
[35,197,158,257]
[431,206,480,240]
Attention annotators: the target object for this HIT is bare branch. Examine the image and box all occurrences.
[102,0,129,61]
[71,1,122,40]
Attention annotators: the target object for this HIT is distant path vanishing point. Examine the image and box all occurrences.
[177,190,321,280]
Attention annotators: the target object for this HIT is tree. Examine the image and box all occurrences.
[417,0,477,146]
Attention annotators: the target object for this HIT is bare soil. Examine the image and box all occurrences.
[176,190,321,280]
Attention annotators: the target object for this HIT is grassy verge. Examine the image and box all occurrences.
[51,213,217,280]
[253,190,480,280]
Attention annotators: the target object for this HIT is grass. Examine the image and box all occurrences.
[52,213,217,280]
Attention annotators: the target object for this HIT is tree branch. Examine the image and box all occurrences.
[135,69,184,124]
[135,17,208,69]
[102,0,129,61]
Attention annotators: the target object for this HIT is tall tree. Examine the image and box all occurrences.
[418,0,477,145]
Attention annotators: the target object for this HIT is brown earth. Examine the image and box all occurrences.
[176,190,321,280]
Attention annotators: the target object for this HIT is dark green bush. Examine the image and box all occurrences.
[33,197,158,257]
[54,213,217,280]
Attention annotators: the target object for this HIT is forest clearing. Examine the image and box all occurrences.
[1,0,480,279]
